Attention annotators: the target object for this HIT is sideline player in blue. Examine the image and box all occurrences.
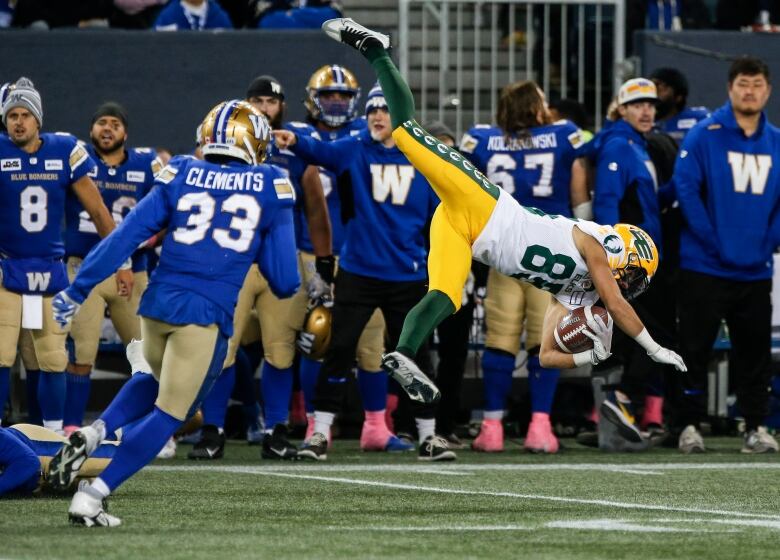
[63,102,163,433]
[47,100,300,527]
[458,81,590,454]
[649,68,710,143]
[0,78,121,433]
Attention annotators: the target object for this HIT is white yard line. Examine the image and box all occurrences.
[328,524,530,532]
[148,465,780,520]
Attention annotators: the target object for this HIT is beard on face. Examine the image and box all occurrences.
[92,135,125,155]
[655,98,675,120]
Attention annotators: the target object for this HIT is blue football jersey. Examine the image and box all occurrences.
[657,106,711,143]
[291,126,438,282]
[65,145,161,272]
[308,118,367,255]
[68,156,301,336]
[0,132,94,259]
[460,121,586,217]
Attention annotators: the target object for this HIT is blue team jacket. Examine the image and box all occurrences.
[675,102,780,281]
[593,119,662,250]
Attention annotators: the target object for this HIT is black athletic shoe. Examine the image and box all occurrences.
[261,424,298,460]
[418,435,457,462]
[322,18,391,53]
[187,425,225,460]
[600,391,643,443]
[298,432,328,461]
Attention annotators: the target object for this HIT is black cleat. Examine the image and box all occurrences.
[47,430,91,491]
[298,432,328,461]
[321,18,391,53]
[261,424,298,460]
[187,425,225,460]
[418,435,457,461]
[600,391,643,443]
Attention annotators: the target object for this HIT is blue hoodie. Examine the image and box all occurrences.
[593,119,662,250]
[675,101,780,281]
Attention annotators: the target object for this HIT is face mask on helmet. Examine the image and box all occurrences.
[613,252,650,301]
[305,65,361,128]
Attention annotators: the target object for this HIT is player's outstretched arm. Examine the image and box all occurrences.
[272,130,353,175]
[576,228,687,371]
[257,205,301,299]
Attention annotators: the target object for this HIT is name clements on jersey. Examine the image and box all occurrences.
[486,133,558,151]
[10,172,59,181]
[185,167,265,192]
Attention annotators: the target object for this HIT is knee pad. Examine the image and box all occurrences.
[264,343,296,370]
[37,346,68,372]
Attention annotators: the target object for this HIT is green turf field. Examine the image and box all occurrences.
[3,437,780,560]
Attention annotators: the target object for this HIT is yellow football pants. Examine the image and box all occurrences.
[392,119,499,310]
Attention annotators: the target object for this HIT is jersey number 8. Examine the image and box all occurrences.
[20,186,48,233]
[172,192,261,253]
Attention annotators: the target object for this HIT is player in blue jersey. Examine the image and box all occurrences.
[296,66,391,452]
[674,57,780,455]
[274,85,456,461]
[47,100,300,527]
[62,102,163,434]
[0,78,121,434]
[649,68,710,143]
[0,423,117,497]
[458,80,590,454]
[188,75,333,460]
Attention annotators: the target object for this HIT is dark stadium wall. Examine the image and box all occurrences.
[0,30,377,154]
[636,30,780,124]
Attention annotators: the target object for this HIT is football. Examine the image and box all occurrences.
[553,305,609,353]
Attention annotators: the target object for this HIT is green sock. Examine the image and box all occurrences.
[364,45,415,128]
[397,290,455,358]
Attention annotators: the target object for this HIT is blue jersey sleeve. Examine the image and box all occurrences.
[674,130,719,256]
[257,204,300,299]
[67,184,172,303]
[292,134,356,175]
[0,429,40,496]
[593,140,631,227]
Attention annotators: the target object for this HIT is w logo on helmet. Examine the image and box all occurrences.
[249,113,271,141]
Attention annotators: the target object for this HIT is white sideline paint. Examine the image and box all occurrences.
[150,461,780,474]
[546,519,697,532]
[148,465,780,520]
[329,524,530,532]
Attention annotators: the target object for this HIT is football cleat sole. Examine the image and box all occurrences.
[322,18,391,52]
[600,400,643,443]
[47,431,89,491]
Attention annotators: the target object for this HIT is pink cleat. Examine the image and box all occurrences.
[523,412,559,454]
[360,411,414,451]
[471,418,504,452]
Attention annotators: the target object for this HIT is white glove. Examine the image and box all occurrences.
[581,307,613,365]
[306,272,332,301]
[297,331,316,355]
[52,290,81,329]
[647,345,687,372]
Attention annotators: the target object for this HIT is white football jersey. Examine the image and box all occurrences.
[472,190,626,310]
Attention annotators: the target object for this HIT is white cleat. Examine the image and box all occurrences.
[157,436,177,459]
[69,488,121,528]
[47,424,103,491]
[741,426,779,454]
[678,424,705,454]
[381,351,441,404]
[126,338,153,375]
[321,18,391,52]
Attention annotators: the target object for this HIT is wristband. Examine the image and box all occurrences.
[572,201,593,221]
[633,328,661,354]
[573,351,592,367]
[315,255,336,284]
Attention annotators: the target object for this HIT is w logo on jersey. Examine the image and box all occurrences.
[727,152,772,195]
[26,272,51,292]
[370,164,415,205]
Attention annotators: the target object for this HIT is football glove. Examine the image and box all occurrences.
[307,255,335,300]
[52,290,81,328]
[297,331,316,355]
[581,308,613,364]
[647,345,687,372]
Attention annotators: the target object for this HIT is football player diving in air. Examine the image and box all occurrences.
[275,18,687,413]
[46,100,300,527]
